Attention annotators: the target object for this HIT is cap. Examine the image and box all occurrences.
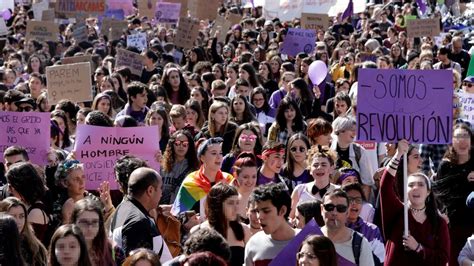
[264,20,273,26]
[463,76,474,83]
[14,97,36,108]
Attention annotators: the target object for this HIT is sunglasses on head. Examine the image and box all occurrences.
[323,203,348,213]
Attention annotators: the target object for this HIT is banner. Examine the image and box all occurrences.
[127,32,147,51]
[458,92,474,125]
[55,0,106,17]
[26,21,59,42]
[406,18,441,39]
[175,17,200,49]
[0,111,50,165]
[300,13,330,31]
[115,48,144,76]
[74,125,160,190]
[280,28,316,56]
[155,2,181,24]
[357,69,453,144]
[46,62,93,104]
[263,0,337,22]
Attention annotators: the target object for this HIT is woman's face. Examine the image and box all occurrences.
[407,175,429,208]
[310,156,332,183]
[186,108,198,125]
[226,67,237,80]
[237,166,257,193]
[314,133,331,146]
[75,210,100,242]
[341,175,359,186]
[111,77,120,91]
[148,112,164,128]
[189,51,197,62]
[40,98,51,112]
[258,64,269,79]
[76,113,86,125]
[211,107,228,127]
[252,93,265,109]
[190,88,203,103]
[260,30,268,40]
[200,144,223,171]
[238,129,257,152]
[30,57,41,71]
[297,243,320,266]
[8,206,26,233]
[407,149,422,174]
[239,68,250,81]
[300,62,309,74]
[212,66,223,80]
[233,97,246,115]
[398,32,406,43]
[270,60,279,74]
[5,71,15,84]
[453,128,471,157]
[223,195,240,221]
[290,139,308,163]
[335,100,349,115]
[168,70,181,89]
[284,106,296,121]
[100,80,113,92]
[97,98,111,115]
[66,167,86,197]
[346,189,363,222]
[53,116,66,134]
[294,208,305,229]
[54,235,81,266]
[392,46,401,57]
[173,134,189,159]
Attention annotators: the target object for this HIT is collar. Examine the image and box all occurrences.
[127,196,152,218]
[311,183,330,198]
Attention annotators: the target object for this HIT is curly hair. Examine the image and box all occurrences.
[306,145,337,166]
[183,227,231,261]
[162,130,199,173]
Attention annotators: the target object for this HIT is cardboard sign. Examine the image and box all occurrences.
[115,48,144,76]
[101,18,127,40]
[280,28,316,56]
[127,32,147,51]
[55,0,106,17]
[300,13,330,31]
[72,22,89,43]
[458,92,474,125]
[357,69,453,144]
[26,21,59,42]
[32,0,49,20]
[227,12,243,26]
[138,0,157,18]
[406,18,440,38]
[42,9,56,21]
[175,17,200,49]
[46,62,93,104]
[189,0,219,20]
[0,111,50,166]
[74,125,160,190]
[62,55,94,75]
[211,15,232,43]
[156,2,181,24]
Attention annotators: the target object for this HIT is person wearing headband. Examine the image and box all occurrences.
[256,141,287,187]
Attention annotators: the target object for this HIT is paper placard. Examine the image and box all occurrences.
[127,32,147,51]
[357,69,453,144]
[211,15,232,43]
[138,0,157,18]
[300,13,329,31]
[175,17,200,49]
[72,22,89,43]
[32,0,49,20]
[280,28,316,56]
[42,9,56,21]
[458,92,474,125]
[189,0,219,20]
[106,0,134,18]
[406,18,441,38]
[155,2,181,24]
[55,0,105,17]
[26,20,59,42]
[74,125,160,190]
[46,62,92,104]
[227,12,243,26]
[115,48,144,76]
[62,55,94,75]
[0,111,51,166]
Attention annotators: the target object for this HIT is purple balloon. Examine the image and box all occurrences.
[1,9,11,21]
[308,60,328,85]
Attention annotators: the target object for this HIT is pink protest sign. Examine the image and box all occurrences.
[0,111,50,165]
[74,125,160,190]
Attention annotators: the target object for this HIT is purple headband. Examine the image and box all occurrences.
[337,169,360,184]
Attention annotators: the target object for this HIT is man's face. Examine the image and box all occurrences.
[255,200,285,235]
[131,91,148,109]
[264,151,284,174]
[321,196,349,231]
[453,40,462,54]
[171,116,186,130]
[5,154,26,170]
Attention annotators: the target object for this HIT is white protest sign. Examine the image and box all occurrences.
[263,0,337,22]
[458,92,474,125]
[127,32,147,51]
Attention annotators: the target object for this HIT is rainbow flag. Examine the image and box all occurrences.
[171,168,234,215]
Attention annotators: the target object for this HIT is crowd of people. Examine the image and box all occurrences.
[0,0,474,265]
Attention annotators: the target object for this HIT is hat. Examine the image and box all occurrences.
[406,52,419,64]
[264,20,273,26]
[14,97,36,109]
[197,137,223,157]
[232,24,242,31]
[463,76,474,83]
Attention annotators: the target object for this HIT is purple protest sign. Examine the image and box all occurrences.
[280,28,316,57]
[74,125,160,190]
[357,69,453,144]
[106,0,134,18]
[0,111,50,165]
[155,2,181,24]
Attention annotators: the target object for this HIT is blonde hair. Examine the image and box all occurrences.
[208,101,229,136]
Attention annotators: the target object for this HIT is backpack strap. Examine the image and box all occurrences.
[352,143,362,169]
[352,231,363,266]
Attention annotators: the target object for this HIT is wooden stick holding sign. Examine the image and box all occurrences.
[403,154,408,237]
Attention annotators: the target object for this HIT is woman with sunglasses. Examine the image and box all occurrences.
[289,146,338,222]
[160,130,199,205]
[221,123,263,173]
[171,137,234,219]
[380,139,450,266]
[462,76,474,93]
[281,133,312,193]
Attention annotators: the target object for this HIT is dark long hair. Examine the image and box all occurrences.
[250,86,271,113]
[299,235,337,266]
[48,224,92,266]
[162,130,199,173]
[230,123,263,157]
[206,183,244,241]
[282,133,310,180]
[51,109,72,149]
[230,94,257,125]
[443,123,473,165]
[275,97,305,132]
[161,68,190,104]
[410,172,441,237]
[240,63,260,88]
[0,214,24,266]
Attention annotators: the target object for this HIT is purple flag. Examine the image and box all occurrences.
[250,0,255,8]
[341,0,353,21]
[416,0,427,14]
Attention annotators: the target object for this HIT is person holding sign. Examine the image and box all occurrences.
[380,140,450,266]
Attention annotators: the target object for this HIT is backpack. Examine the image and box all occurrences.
[352,143,362,169]
[352,231,382,266]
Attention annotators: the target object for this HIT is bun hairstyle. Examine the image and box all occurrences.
[232,152,258,178]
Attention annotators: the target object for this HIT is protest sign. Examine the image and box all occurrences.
[357,69,453,144]
[359,52,378,63]
[458,92,474,125]
[55,0,105,17]
[61,55,94,75]
[42,9,55,21]
[127,32,147,51]
[105,0,133,19]
[115,48,145,76]
[189,0,220,20]
[406,18,440,38]
[0,111,50,165]
[155,2,181,24]
[0,20,7,36]
[0,0,14,11]
[26,21,58,42]
[263,0,337,22]
[467,56,474,77]
[138,0,157,18]
[46,62,92,104]
[227,12,243,26]
[101,18,127,40]
[300,13,330,31]
[280,28,316,56]
[175,17,200,49]
[166,0,188,18]
[72,22,89,43]
[32,0,49,20]
[211,15,232,43]
[75,125,160,190]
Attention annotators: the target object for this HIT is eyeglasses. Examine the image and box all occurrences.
[463,82,473,88]
[453,134,470,139]
[296,251,318,260]
[18,106,33,112]
[76,219,99,228]
[174,140,189,147]
[348,197,363,204]
[323,203,348,213]
[239,134,257,142]
[290,146,306,153]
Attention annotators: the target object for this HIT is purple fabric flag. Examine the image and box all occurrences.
[416,0,427,14]
[268,219,323,266]
[341,0,354,21]
[250,0,255,8]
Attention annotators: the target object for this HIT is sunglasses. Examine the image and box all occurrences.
[463,82,473,88]
[290,146,306,153]
[174,140,189,147]
[323,203,348,213]
[239,134,257,142]
[18,106,33,112]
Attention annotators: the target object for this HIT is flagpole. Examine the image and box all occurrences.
[403,153,409,237]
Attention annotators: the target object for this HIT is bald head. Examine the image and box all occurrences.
[127,167,161,198]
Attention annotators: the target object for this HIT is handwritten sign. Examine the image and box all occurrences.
[138,0,157,18]
[42,10,55,21]
[211,15,232,43]
[0,111,50,165]
[46,62,92,104]
[155,2,181,24]
[227,12,242,26]
[74,125,160,190]
[189,0,219,20]
[357,69,453,144]
[280,28,316,56]
[26,21,59,42]
[458,92,474,125]
[301,13,329,31]
[101,18,127,40]
[55,0,106,17]
[116,48,144,76]
[166,0,188,18]
[62,55,94,74]
[127,32,147,51]
[175,17,200,49]
[406,18,440,38]
[106,0,134,17]
[72,22,89,43]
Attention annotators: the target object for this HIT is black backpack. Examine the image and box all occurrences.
[352,231,382,266]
